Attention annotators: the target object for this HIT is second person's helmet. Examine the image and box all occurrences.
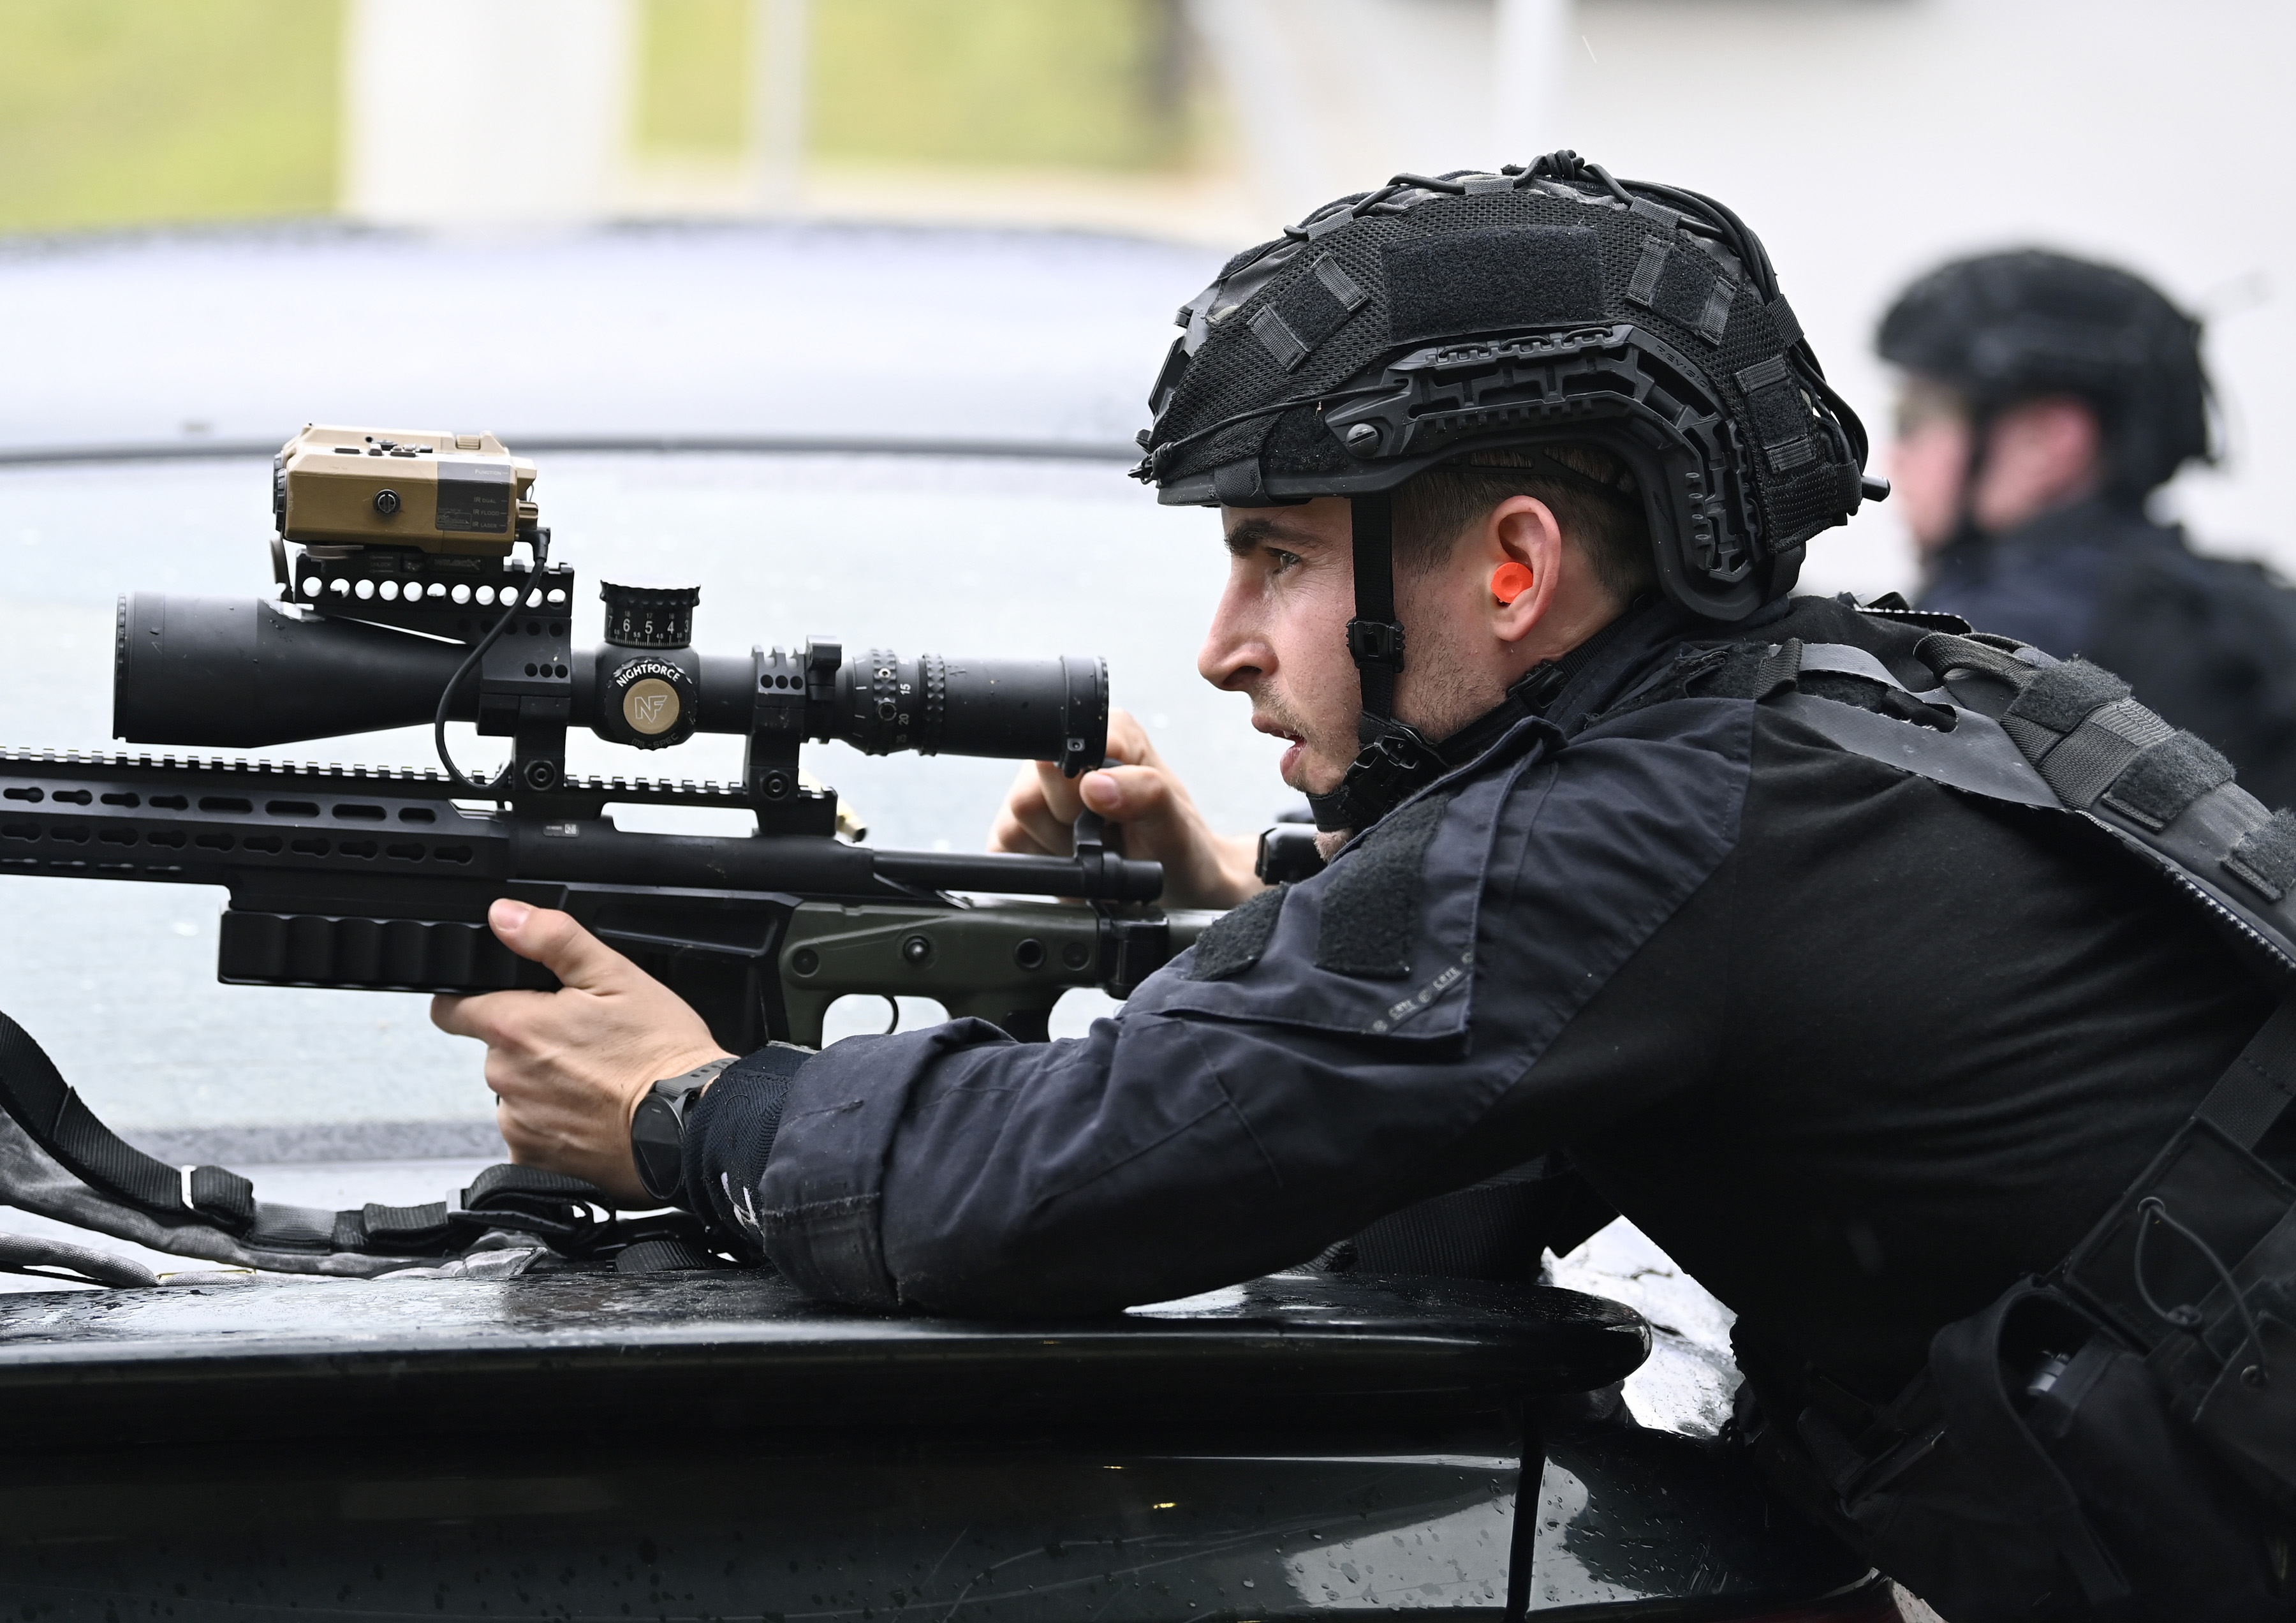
[1877,249,2212,504]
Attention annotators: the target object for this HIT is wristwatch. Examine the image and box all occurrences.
[629,1057,736,1204]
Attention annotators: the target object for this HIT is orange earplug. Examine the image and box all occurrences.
[1490,562,1536,604]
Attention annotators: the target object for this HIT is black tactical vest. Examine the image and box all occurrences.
[1705,610,2296,1622]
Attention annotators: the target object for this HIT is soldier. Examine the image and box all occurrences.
[1883,249,2296,807]
[439,158,2295,1617]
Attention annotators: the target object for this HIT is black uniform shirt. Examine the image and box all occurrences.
[1922,498,2296,810]
[699,593,2272,1405]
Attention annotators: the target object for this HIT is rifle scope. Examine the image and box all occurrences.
[114,593,1109,776]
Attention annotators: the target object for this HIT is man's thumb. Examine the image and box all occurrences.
[489,899,631,990]
[1082,764,1170,823]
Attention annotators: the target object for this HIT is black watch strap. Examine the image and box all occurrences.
[631,1057,736,1205]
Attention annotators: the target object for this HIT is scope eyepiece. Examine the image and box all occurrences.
[832,651,1107,777]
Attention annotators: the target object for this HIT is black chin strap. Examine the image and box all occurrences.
[1344,490,1407,741]
[1307,485,1649,835]
[1305,492,1441,833]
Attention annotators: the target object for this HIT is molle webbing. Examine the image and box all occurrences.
[2226,810,2296,903]
[1628,232,1737,345]
[1920,639,2239,828]
[2194,993,2296,1150]
[1247,253,1369,373]
[1750,619,2296,1604]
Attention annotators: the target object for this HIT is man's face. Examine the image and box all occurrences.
[1887,376,1973,555]
[1196,496,1542,796]
[1887,375,2107,554]
[1198,498,1364,795]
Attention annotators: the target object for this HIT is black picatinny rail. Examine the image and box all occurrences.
[0,746,1153,899]
[0,746,1163,1023]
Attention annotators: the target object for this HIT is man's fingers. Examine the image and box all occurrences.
[1078,765,1175,829]
[485,900,638,992]
[1103,708,1156,768]
[988,760,1084,856]
[429,986,551,1048]
[990,802,1059,857]
[1031,760,1087,823]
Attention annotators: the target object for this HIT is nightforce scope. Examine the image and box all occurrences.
[115,593,1108,769]
[113,426,1109,824]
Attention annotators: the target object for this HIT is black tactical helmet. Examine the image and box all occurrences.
[1135,151,1878,625]
[1877,249,2212,502]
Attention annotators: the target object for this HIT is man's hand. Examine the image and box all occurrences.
[430,900,733,1203]
[990,709,1265,910]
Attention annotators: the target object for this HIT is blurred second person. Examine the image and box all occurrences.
[1881,249,2296,807]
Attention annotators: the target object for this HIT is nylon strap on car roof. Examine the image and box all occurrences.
[0,1009,253,1231]
[0,1008,712,1273]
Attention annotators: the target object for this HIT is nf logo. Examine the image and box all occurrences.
[622,676,682,737]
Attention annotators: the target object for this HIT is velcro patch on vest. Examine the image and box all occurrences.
[1187,883,1288,981]
[2003,658,2132,734]
[1249,253,1369,372]
[1316,791,1455,980]
[2033,697,2175,808]
[1627,234,1738,345]
[2228,809,2296,901]
[2100,731,2236,831]
[1386,226,1602,345]
[1732,354,1817,473]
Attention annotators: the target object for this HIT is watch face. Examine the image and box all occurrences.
[630,1093,686,1204]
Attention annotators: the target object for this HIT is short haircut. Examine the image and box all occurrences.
[1390,443,1656,604]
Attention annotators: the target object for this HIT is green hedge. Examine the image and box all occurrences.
[0,0,338,234]
[637,0,1190,171]
[0,0,1193,236]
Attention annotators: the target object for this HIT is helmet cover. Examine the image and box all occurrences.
[1135,153,1874,621]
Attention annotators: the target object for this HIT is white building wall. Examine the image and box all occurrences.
[341,0,635,230]
[1191,0,2296,594]
[1568,0,2296,593]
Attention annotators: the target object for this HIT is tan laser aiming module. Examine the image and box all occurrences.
[274,425,539,554]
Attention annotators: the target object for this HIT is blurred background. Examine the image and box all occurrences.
[0,0,2289,1201]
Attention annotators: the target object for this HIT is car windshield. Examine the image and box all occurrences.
[0,225,1279,1159]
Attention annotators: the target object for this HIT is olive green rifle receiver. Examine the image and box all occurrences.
[0,427,1206,1050]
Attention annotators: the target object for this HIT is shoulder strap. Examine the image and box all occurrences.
[1761,634,2296,979]
[2195,991,2296,1150]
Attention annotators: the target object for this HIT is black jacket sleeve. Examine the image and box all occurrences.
[696,702,1755,1313]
